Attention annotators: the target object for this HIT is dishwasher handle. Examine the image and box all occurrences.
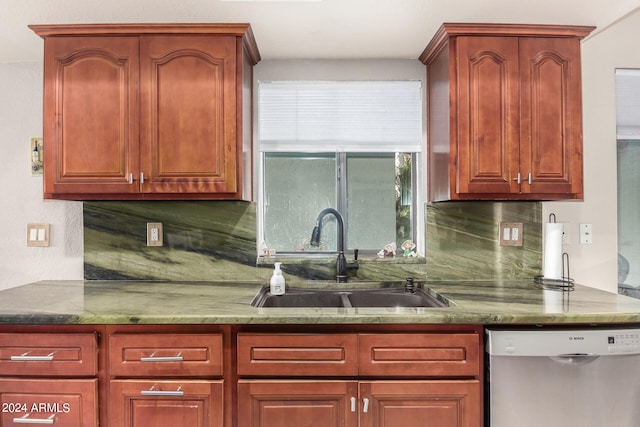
[549,353,600,365]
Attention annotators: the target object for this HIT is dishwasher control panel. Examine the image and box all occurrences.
[486,328,640,356]
[607,331,640,353]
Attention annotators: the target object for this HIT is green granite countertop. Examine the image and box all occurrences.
[1,280,640,325]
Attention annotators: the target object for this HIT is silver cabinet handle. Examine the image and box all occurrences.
[12,414,55,424]
[140,352,183,362]
[11,352,55,361]
[350,397,356,412]
[128,173,135,184]
[512,172,521,184]
[512,172,532,185]
[140,172,145,184]
[141,385,184,396]
[362,397,369,413]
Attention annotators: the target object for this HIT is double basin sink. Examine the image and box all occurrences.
[251,282,449,309]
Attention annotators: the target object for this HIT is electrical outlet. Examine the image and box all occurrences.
[499,222,523,246]
[147,223,163,247]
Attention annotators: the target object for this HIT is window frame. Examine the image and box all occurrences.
[255,75,427,258]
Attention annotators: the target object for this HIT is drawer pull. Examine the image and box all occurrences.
[11,352,55,362]
[362,397,369,413]
[141,385,184,396]
[12,413,55,424]
[140,352,183,362]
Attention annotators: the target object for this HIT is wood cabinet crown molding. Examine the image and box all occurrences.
[29,23,261,65]
[419,23,595,64]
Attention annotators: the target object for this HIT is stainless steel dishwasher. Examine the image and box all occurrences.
[486,327,640,427]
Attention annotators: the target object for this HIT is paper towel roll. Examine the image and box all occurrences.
[543,223,563,279]
[543,289,563,313]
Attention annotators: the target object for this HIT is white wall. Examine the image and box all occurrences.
[0,62,83,291]
[543,10,640,292]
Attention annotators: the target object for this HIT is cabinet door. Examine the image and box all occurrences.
[109,379,223,427]
[0,379,97,426]
[42,36,140,198]
[238,380,358,427]
[139,35,239,195]
[519,37,584,198]
[359,381,481,427]
[456,36,520,196]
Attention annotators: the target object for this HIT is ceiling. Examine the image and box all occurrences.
[2,0,640,63]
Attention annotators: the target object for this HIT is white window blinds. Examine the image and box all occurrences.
[616,69,640,139]
[258,81,422,152]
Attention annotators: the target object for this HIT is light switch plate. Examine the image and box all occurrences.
[499,222,523,246]
[27,223,50,247]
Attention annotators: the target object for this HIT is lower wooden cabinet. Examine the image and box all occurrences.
[106,330,226,427]
[238,380,479,427]
[238,380,358,427]
[0,325,484,427]
[237,331,482,427]
[360,380,480,427]
[0,378,98,426]
[109,380,224,427]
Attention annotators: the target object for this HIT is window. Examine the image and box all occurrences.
[616,69,640,291]
[258,81,422,255]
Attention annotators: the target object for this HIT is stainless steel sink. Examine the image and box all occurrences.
[254,289,347,308]
[346,288,446,307]
[251,285,449,308]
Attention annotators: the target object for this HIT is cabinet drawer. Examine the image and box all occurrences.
[109,333,223,377]
[237,333,358,377]
[0,378,97,426]
[109,379,223,426]
[358,333,480,377]
[0,333,97,377]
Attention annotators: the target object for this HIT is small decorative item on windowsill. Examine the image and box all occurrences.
[377,242,397,258]
[401,240,418,257]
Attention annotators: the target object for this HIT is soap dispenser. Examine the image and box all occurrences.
[270,262,286,295]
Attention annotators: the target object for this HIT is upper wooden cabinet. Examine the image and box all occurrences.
[420,23,595,201]
[30,24,260,200]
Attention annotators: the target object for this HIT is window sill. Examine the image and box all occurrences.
[257,254,426,267]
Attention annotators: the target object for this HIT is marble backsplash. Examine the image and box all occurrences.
[426,201,542,280]
[84,201,259,281]
[83,200,542,282]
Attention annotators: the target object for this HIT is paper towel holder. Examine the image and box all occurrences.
[534,252,575,290]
